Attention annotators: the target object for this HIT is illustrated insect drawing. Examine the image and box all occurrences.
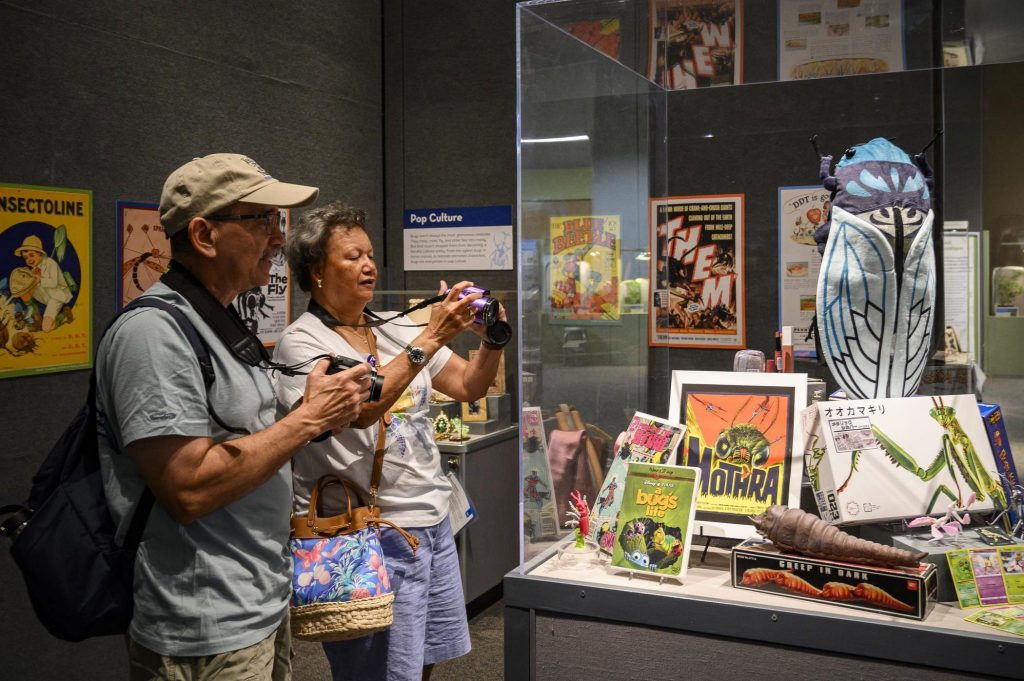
[687,393,790,478]
[837,396,1007,514]
[118,210,171,307]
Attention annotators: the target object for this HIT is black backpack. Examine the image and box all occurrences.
[0,297,218,642]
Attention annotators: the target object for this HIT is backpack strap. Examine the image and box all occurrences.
[123,298,249,436]
[110,297,249,547]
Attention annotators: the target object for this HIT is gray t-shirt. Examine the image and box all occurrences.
[96,283,290,657]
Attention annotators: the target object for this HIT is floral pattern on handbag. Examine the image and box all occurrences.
[289,531,391,607]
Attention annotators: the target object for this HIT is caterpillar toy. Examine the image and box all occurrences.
[750,506,926,569]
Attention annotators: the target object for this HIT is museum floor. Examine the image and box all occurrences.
[292,600,505,680]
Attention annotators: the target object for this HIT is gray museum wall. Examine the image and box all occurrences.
[0,2,383,677]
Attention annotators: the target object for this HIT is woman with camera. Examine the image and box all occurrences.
[272,201,505,681]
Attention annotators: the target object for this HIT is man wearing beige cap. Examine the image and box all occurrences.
[95,153,371,680]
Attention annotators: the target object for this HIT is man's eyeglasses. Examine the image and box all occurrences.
[208,211,281,235]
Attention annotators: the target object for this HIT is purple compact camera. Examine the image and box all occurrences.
[447,285,512,347]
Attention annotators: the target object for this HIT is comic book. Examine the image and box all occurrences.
[521,406,560,541]
[590,412,685,553]
[548,215,620,321]
[610,462,701,580]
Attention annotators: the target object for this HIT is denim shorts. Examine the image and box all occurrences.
[322,517,471,681]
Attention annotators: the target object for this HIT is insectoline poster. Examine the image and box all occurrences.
[549,215,620,321]
[0,183,92,378]
[648,0,742,89]
[650,195,744,348]
[778,186,830,358]
[669,371,806,538]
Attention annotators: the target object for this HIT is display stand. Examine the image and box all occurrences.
[504,539,1024,680]
[439,425,518,605]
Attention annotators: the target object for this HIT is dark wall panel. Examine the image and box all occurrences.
[0,2,381,678]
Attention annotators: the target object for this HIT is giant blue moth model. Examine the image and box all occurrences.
[811,134,940,399]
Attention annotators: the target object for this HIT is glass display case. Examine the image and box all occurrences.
[511,1,1024,678]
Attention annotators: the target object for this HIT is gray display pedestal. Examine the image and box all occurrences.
[504,540,1024,680]
[440,424,518,605]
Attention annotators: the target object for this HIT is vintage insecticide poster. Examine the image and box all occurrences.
[649,195,744,348]
[647,0,742,90]
[807,394,1005,525]
[521,406,560,543]
[669,371,806,539]
[610,461,700,580]
[548,215,620,322]
[778,186,830,358]
[116,202,291,346]
[590,411,685,553]
[116,202,169,308]
[0,183,91,378]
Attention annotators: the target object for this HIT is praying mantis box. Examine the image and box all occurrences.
[804,394,1005,525]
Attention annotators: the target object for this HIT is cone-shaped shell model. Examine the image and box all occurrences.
[750,506,927,569]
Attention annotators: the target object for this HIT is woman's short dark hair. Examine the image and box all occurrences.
[286,202,366,292]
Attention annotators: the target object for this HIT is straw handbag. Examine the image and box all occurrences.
[289,418,419,642]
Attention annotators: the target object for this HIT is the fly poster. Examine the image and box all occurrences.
[0,183,92,378]
[669,370,807,539]
[549,215,620,322]
[650,195,744,348]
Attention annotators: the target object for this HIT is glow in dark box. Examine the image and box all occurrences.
[732,537,937,620]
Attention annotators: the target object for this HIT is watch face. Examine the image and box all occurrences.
[407,345,426,365]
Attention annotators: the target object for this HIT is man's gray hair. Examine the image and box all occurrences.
[286,201,366,292]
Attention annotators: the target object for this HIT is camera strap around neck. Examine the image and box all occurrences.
[161,261,272,369]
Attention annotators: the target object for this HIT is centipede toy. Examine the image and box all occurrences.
[853,582,915,612]
[820,582,857,601]
[739,568,789,587]
[773,571,823,598]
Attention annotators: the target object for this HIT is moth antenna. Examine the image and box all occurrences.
[921,129,944,154]
[809,134,822,159]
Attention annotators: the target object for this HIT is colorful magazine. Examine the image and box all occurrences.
[590,412,685,553]
[548,215,620,321]
[521,406,560,542]
[610,462,701,580]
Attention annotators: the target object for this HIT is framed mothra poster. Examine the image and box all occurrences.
[669,370,807,539]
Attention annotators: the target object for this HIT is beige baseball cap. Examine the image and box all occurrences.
[159,153,319,236]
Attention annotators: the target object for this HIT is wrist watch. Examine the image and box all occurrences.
[404,344,427,365]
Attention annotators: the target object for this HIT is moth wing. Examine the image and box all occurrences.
[889,210,935,397]
[816,206,896,399]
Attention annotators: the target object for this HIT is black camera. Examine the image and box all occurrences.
[327,354,383,402]
[448,285,513,347]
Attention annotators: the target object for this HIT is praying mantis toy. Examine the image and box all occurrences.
[838,396,1007,514]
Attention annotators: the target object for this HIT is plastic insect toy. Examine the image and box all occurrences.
[907,493,975,542]
[563,490,590,549]
[989,476,1024,539]
[750,505,925,568]
[810,132,940,399]
[844,396,1008,513]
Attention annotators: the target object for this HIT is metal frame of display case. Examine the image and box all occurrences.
[504,542,1024,679]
